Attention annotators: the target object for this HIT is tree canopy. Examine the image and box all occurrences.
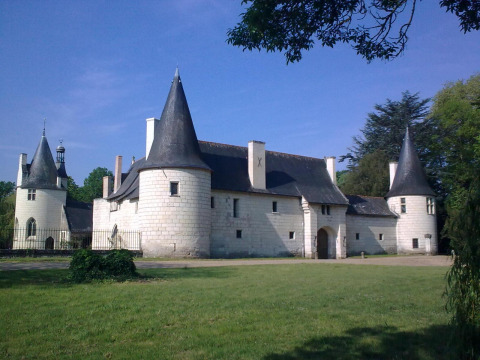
[227,0,480,63]
[67,168,113,203]
[0,181,15,201]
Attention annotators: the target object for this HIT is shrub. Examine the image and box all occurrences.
[69,249,137,283]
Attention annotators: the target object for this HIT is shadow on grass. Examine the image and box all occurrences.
[264,325,454,360]
[0,267,236,289]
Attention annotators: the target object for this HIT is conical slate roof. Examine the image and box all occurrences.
[386,127,435,198]
[22,133,59,189]
[139,69,210,171]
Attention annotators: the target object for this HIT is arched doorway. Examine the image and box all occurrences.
[317,228,328,259]
[45,237,54,250]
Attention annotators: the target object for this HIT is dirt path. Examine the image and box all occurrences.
[0,255,452,271]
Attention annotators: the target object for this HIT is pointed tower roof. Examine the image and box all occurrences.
[386,127,434,198]
[139,69,210,172]
[22,132,59,189]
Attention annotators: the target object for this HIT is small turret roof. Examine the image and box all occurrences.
[22,133,59,189]
[386,127,434,198]
[139,69,210,172]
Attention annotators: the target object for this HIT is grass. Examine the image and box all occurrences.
[0,264,452,359]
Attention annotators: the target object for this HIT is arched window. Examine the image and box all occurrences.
[27,218,36,237]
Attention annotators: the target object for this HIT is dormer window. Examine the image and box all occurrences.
[27,189,36,201]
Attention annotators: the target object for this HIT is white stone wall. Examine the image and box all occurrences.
[388,195,438,254]
[211,191,304,258]
[92,197,140,250]
[139,168,211,257]
[13,187,67,249]
[312,204,348,259]
[345,215,397,255]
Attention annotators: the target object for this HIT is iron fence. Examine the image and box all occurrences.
[0,228,141,251]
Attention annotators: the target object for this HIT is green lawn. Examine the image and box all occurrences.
[0,264,452,359]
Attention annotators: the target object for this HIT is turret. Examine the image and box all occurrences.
[386,127,437,255]
[138,69,211,257]
[14,129,68,250]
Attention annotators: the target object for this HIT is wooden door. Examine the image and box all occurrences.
[317,229,328,259]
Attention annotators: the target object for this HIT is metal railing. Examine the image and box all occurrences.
[0,228,141,251]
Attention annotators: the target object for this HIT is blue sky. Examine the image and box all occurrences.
[1,0,479,185]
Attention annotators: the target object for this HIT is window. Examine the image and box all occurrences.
[233,199,239,218]
[401,198,406,213]
[211,197,215,209]
[236,230,242,239]
[412,238,419,248]
[379,233,384,241]
[27,189,36,201]
[289,231,295,240]
[426,197,434,214]
[272,201,278,213]
[327,205,330,215]
[27,218,36,237]
[355,233,360,240]
[170,182,179,196]
[321,205,326,214]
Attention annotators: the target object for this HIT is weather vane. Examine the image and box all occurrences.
[43,118,46,136]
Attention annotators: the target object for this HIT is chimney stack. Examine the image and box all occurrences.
[114,155,123,193]
[17,153,27,187]
[325,157,336,185]
[146,118,160,158]
[248,141,266,190]
[389,162,398,189]
[103,176,112,198]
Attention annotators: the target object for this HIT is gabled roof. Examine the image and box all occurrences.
[386,127,434,198]
[139,69,210,172]
[22,133,59,189]
[346,195,396,217]
[109,141,348,206]
[64,200,93,233]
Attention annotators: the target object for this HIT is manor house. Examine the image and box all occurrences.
[15,69,438,258]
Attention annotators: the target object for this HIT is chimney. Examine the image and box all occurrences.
[146,118,160,158]
[114,155,123,193]
[103,176,112,198]
[325,157,336,185]
[389,161,398,189]
[17,153,27,187]
[248,140,266,190]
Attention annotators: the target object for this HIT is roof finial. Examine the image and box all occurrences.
[43,118,46,136]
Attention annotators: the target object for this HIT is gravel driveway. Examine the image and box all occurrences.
[0,255,452,271]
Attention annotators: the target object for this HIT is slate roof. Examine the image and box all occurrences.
[64,200,93,233]
[346,195,396,217]
[22,134,59,189]
[109,141,349,206]
[386,127,435,198]
[139,69,210,172]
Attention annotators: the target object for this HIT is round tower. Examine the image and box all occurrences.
[386,128,437,255]
[138,69,211,258]
[14,130,68,250]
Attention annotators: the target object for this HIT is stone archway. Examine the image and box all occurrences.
[45,237,54,250]
[317,228,329,259]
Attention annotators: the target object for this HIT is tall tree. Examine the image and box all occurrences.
[227,0,480,63]
[433,74,480,359]
[339,150,389,196]
[80,167,113,203]
[0,181,15,200]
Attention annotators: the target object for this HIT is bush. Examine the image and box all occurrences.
[69,249,137,283]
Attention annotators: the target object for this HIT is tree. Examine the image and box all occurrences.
[432,74,480,358]
[0,181,15,200]
[67,176,82,202]
[339,150,389,196]
[80,167,113,203]
[227,0,480,63]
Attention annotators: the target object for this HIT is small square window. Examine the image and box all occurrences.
[27,189,36,201]
[289,231,295,240]
[356,233,360,240]
[233,199,239,218]
[401,198,406,213]
[211,197,215,209]
[272,201,278,213]
[236,230,242,239]
[412,238,419,248]
[379,233,384,241]
[170,182,179,196]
